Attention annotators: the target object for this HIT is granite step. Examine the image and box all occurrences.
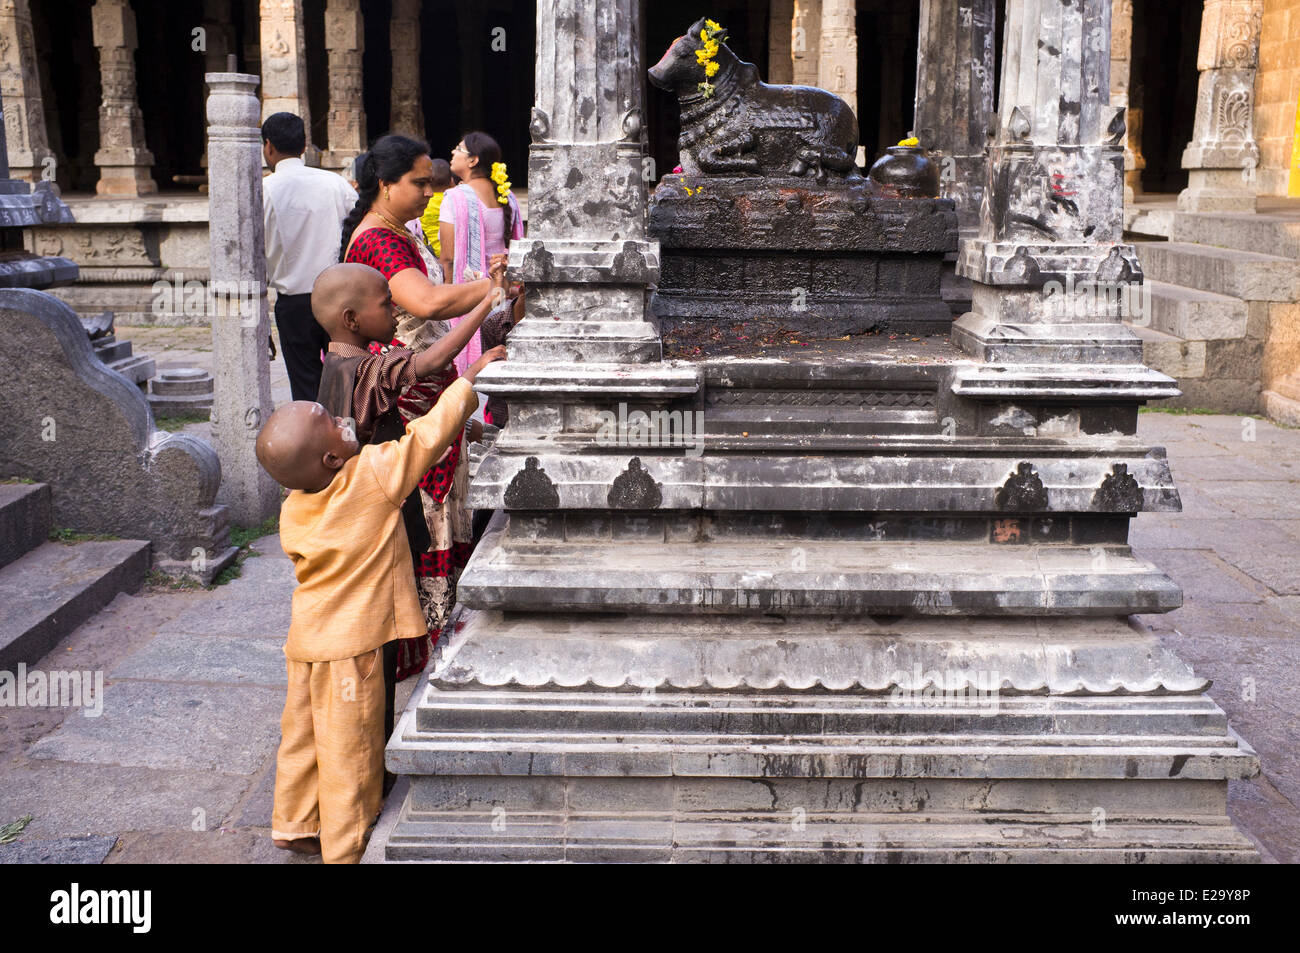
[0,539,150,670]
[107,353,157,388]
[1135,241,1300,302]
[1142,280,1248,340]
[0,482,51,571]
[1130,325,1205,381]
[1169,210,1300,260]
[458,538,1183,616]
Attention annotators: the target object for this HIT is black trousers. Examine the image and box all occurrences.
[273,291,330,403]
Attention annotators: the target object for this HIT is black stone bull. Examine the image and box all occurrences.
[648,18,859,181]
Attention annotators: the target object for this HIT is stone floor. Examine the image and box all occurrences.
[1,338,1297,861]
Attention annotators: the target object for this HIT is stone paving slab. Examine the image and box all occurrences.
[0,835,117,864]
[110,632,287,686]
[0,762,250,840]
[26,681,283,774]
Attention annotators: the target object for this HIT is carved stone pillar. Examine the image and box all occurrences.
[91,0,156,196]
[1178,0,1263,212]
[389,0,423,140]
[323,0,365,172]
[954,0,1172,393]
[205,70,278,524]
[503,0,660,364]
[0,0,53,182]
[791,0,821,87]
[198,0,234,169]
[768,0,794,85]
[259,0,318,164]
[818,0,857,117]
[914,0,996,231]
[1110,0,1144,203]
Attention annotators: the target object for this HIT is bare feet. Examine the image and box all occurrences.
[274,837,321,856]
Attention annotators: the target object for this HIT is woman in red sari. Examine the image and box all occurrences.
[339,134,504,680]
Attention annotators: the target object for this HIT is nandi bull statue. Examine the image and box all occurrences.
[649,18,859,181]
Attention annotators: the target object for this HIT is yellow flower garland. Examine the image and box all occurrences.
[696,19,726,98]
[490,161,511,206]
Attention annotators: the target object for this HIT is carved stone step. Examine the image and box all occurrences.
[1143,280,1249,340]
[0,482,51,570]
[1135,241,1300,302]
[0,539,149,670]
[458,530,1182,616]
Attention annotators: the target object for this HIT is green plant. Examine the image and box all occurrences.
[49,527,120,544]
[229,514,279,549]
[153,412,210,433]
[0,814,33,844]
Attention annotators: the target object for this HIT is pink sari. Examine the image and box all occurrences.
[444,183,524,376]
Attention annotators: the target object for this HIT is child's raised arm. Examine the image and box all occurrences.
[411,284,504,379]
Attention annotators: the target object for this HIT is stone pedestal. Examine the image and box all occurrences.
[1178,0,1264,213]
[259,0,319,166]
[375,0,1259,864]
[91,0,156,197]
[0,0,53,183]
[323,0,366,173]
[0,85,76,289]
[649,176,956,352]
[205,72,278,525]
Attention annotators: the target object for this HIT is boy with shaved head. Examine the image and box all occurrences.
[311,261,502,768]
[256,332,504,864]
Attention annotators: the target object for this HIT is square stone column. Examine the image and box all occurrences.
[91,0,156,196]
[0,0,54,183]
[502,0,660,365]
[389,0,423,140]
[323,0,365,173]
[205,71,278,525]
[768,0,794,84]
[1110,0,1144,204]
[914,0,997,231]
[259,0,319,165]
[954,0,1173,395]
[791,0,821,87]
[818,0,857,123]
[1178,0,1264,212]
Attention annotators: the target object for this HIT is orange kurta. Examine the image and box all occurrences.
[277,376,477,662]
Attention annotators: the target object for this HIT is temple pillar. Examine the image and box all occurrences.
[818,0,857,117]
[954,0,1172,389]
[1178,0,1264,212]
[1110,0,1144,203]
[914,0,996,231]
[503,0,660,364]
[198,0,234,169]
[90,0,155,196]
[791,0,820,87]
[0,0,53,183]
[259,0,319,165]
[205,70,278,525]
[323,0,365,173]
[768,0,794,85]
[389,0,423,139]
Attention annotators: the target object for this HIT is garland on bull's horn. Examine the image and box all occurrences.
[696,18,726,98]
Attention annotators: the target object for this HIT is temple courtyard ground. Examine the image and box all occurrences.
[1,325,1298,863]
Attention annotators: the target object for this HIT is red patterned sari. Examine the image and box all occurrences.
[345,226,473,679]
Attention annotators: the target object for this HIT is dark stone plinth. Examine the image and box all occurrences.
[648,175,958,357]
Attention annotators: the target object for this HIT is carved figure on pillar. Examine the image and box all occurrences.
[259,0,319,165]
[389,0,423,140]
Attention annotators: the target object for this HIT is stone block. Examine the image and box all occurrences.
[0,289,233,570]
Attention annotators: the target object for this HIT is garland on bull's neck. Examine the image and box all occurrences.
[696,19,726,99]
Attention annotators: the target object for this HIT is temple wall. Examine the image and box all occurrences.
[1256,0,1300,195]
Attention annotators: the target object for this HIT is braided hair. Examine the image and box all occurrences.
[461,130,516,251]
[338,133,431,262]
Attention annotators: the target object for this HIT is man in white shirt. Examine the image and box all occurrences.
[262,112,358,402]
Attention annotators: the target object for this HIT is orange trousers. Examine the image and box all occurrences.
[271,645,386,864]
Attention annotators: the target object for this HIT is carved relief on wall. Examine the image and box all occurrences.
[31,228,153,266]
[1197,0,1263,71]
